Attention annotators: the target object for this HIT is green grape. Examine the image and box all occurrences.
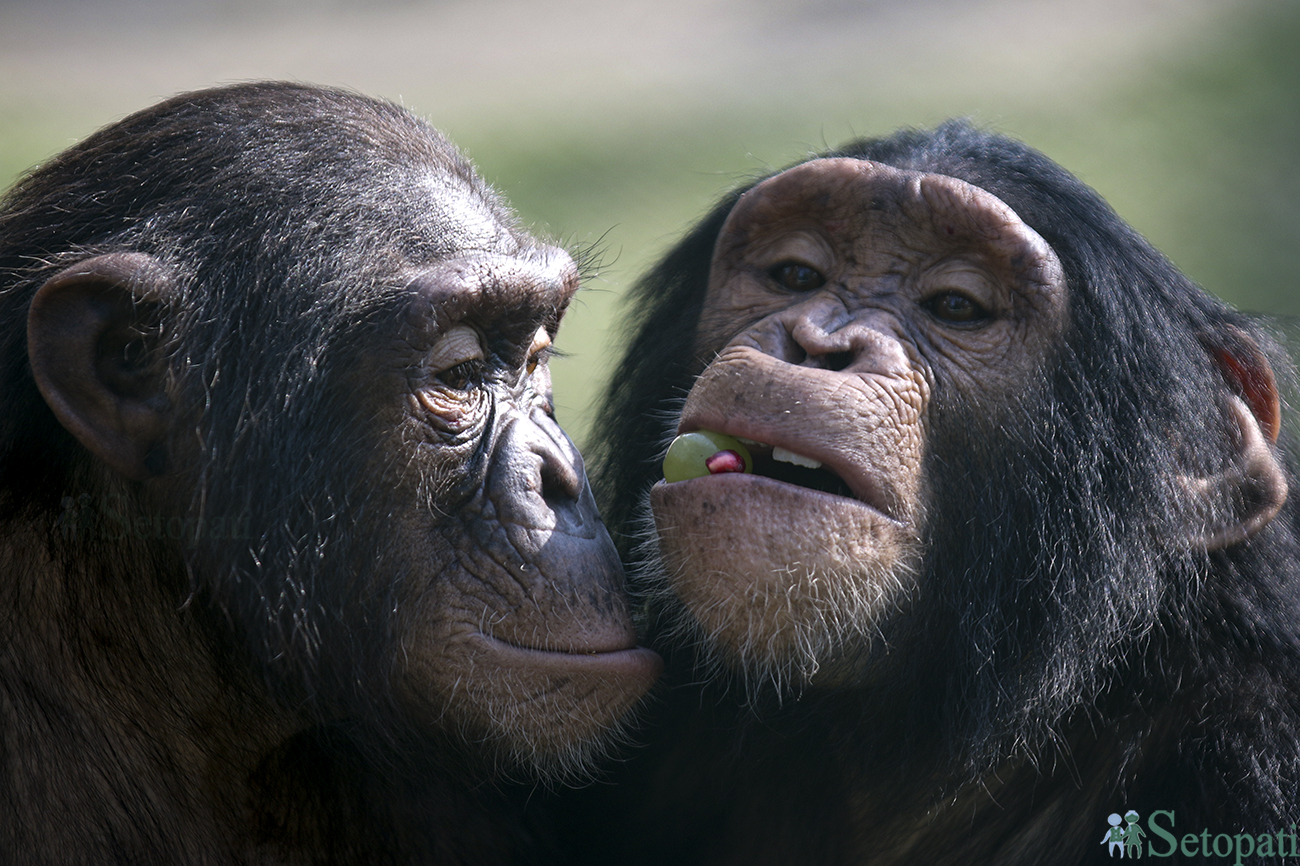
[663,430,753,482]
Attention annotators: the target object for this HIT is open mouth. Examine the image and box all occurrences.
[742,439,857,500]
[662,425,896,521]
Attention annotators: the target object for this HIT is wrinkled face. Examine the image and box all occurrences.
[25,158,661,780]
[650,158,1067,688]
[373,234,661,771]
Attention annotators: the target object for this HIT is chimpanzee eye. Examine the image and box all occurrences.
[526,347,553,377]
[923,291,990,325]
[769,262,826,292]
[437,360,483,391]
[525,326,555,377]
[426,324,486,390]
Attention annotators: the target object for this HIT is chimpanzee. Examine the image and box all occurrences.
[558,122,1300,865]
[0,82,660,865]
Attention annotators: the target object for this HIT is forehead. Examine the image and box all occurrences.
[411,171,519,255]
[713,157,1060,284]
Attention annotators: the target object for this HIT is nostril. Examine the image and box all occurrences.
[824,351,854,371]
[539,451,582,505]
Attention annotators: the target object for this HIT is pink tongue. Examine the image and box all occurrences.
[705,450,746,475]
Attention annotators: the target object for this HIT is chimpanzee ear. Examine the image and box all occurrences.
[27,252,174,481]
[1183,327,1287,550]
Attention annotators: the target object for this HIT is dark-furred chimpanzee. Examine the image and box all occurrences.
[559,122,1300,864]
[0,82,660,865]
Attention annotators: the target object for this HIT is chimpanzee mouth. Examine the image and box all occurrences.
[745,442,857,500]
[475,633,664,679]
[664,424,895,519]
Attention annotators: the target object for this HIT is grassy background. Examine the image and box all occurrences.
[1,0,1296,447]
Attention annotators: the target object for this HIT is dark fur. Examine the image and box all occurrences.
[0,83,557,865]
[561,122,1300,864]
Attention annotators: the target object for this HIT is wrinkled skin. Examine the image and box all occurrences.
[370,251,662,759]
[652,158,1073,685]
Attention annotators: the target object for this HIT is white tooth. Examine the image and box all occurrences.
[773,447,822,469]
[736,436,762,447]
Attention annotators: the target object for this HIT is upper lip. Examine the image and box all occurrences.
[672,344,915,524]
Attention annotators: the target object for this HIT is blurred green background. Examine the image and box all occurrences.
[2,0,1297,447]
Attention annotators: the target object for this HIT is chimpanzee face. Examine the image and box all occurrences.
[17,84,660,779]
[647,157,1278,690]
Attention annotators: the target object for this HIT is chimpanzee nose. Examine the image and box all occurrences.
[531,412,584,507]
[487,408,591,534]
[776,299,912,376]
